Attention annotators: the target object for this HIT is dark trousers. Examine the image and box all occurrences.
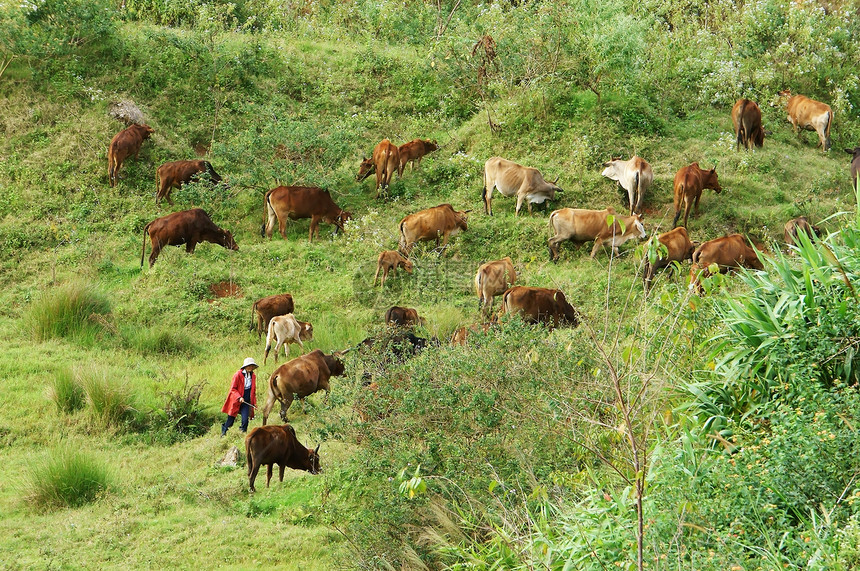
[222,385,252,435]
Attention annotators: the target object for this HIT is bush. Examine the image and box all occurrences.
[121,325,196,356]
[24,282,112,344]
[80,369,136,429]
[46,367,85,414]
[27,447,112,510]
[153,379,216,441]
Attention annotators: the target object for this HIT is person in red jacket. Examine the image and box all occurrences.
[221,357,258,436]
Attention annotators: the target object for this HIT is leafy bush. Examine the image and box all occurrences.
[46,366,85,414]
[24,282,112,344]
[154,379,215,441]
[26,447,112,510]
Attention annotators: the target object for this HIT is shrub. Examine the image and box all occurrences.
[27,447,112,510]
[24,282,112,344]
[156,379,215,441]
[80,369,135,429]
[121,325,196,356]
[46,367,85,414]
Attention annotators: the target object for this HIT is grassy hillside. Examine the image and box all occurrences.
[2,0,860,568]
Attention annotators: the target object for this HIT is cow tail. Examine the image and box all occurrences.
[263,190,272,237]
[250,301,259,333]
[398,220,407,254]
[632,171,640,213]
[107,144,115,184]
[245,432,254,476]
[140,221,152,268]
[825,110,833,143]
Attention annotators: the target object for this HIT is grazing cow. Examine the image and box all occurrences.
[398,204,469,256]
[245,424,320,492]
[250,294,295,340]
[548,207,646,261]
[601,156,653,215]
[780,90,832,151]
[107,123,154,187]
[356,139,400,198]
[731,99,765,151]
[358,331,432,359]
[261,349,347,424]
[474,257,516,314]
[156,160,223,206]
[140,208,237,267]
[450,323,494,346]
[373,250,413,287]
[384,306,424,327]
[689,234,764,294]
[672,163,722,228]
[784,216,821,248]
[498,286,579,329]
[482,157,563,216]
[845,147,860,188]
[643,227,697,291]
[398,139,438,173]
[263,186,351,242]
[263,314,313,364]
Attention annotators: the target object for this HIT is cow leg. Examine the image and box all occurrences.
[693,192,701,216]
[266,464,273,488]
[279,464,286,483]
[261,390,277,426]
[515,195,525,216]
[373,264,382,286]
[185,240,197,254]
[309,216,320,242]
[280,393,294,422]
[149,242,162,268]
[590,239,603,259]
[249,462,261,492]
[682,198,693,228]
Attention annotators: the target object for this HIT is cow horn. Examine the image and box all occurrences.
[463,209,473,213]
[314,444,320,454]
[553,175,560,184]
[335,347,352,356]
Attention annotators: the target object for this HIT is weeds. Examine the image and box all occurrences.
[46,366,85,414]
[26,447,112,510]
[24,282,111,344]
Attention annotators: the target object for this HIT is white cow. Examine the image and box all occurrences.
[482,157,563,216]
[264,314,314,364]
[601,156,653,215]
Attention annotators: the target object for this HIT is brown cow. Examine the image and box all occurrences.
[398,204,469,256]
[373,250,413,287]
[398,139,438,173]
[784,216,821,248]
[601,156,653,215]
[643,227,697,291]
[450,323,494,346]
[474,257,516,314]
[482,157,563,216]
[261,349,347,425]
[107,123,154,187]
[548,207,646,261]
[384,306,424,327]
[356,139,400,198]
[250,293,295,340]
[264,314,313,364]
[245,424,320,492]
[156,160,223,206]
[731,99,765,151]
[140,208,237,267]
[845,147,860,188]
[263,186,351,242]
[672,163,722,228]
[498,286,579,329]
[780,90,833,151]
[689,234,764,294]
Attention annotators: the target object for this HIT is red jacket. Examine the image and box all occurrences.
[221,369,257,418]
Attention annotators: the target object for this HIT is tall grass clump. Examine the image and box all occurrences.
[24,282,111,344]
[46,366,85,414]
[80,368,136,429]
[27,447,112,510]
[121,324,196,356]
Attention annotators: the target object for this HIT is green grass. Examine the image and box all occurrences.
[26,447,112,510]
[23,281,112,345]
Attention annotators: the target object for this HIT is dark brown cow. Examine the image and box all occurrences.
[498,286,579,329]
[548,207,646,261]
[250,293,295,340]
[474,257,516,314]
[140,208,237,267]
[731,99,765,151]
[398,139,438,173]
[689,234,764,294]
[845,147,860,188]
[784,216,821,248]
[672,163,722,228]
[356,139,400,198]
[373,250,413,286]
[245,424,320,492]
[384,306,424,327]
[261,350,347,425]
[155,160,223,206]
[780,90,833,151]
[398,204,469,256]
[643,227,697,291]
[107,123,154,187]
[263,186,351,242]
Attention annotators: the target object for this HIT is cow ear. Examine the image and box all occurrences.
[847,148,856,155]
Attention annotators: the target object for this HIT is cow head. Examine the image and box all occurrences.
[221,230,239,251]
[203,161,224,186]
[401,258,414,273]
[845,147,860,160]
[299,322,314,342]
[323,353,347,377]
[303,444,321,474]
[631,214,647,239]
[138,124,155,139]
[601,160,622,181]
[425,139,439,152]
[706,168,722,193]
[335,210,352,233]
[456,210,470,231]
[356,157,375,181]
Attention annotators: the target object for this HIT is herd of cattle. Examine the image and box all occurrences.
[108,90,850,490]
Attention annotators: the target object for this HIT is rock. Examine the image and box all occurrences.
[108,100,144,125]
[217,445,240,467]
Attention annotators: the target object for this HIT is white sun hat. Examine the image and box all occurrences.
[242,357,258,370]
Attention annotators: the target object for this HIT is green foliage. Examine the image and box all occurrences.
[154,378,215,441]
[80,369,136,429]
[24,282,112,345]
[121,324,197,356]
[26,447,112,510]
[46,366,86,414]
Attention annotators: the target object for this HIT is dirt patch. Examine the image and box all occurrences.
[192,141,209,156]
[209,281,242,299]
